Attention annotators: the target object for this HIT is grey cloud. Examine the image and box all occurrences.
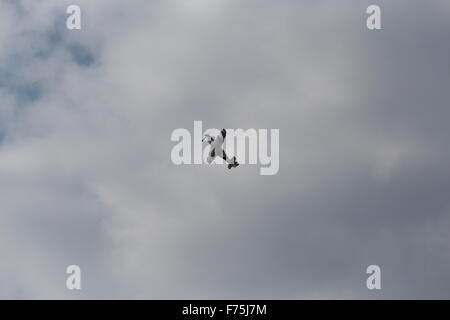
[0,0,449,299]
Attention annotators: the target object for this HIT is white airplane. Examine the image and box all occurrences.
[202,129,239,169]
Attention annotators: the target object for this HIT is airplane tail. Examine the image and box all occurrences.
[227,157,239,169]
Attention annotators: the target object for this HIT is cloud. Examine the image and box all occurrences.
[0,0,450,299]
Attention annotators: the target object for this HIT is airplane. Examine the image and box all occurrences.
[202,128,239,169]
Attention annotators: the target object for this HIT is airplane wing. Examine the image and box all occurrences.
[202,134,214,144]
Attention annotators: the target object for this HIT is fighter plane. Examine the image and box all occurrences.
[202,129,239,169]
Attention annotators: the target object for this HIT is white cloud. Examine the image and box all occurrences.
[1,0,450,299]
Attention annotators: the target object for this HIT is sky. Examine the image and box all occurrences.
[1,0,450,299]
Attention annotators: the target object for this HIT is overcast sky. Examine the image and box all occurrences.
[1,0,450,299]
